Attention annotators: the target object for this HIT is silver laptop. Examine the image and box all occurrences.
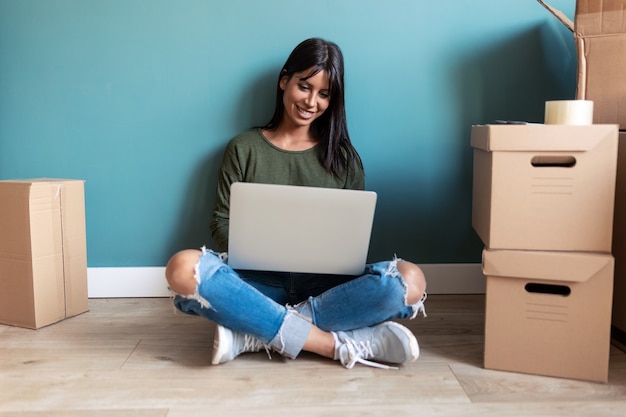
[227,182,377,275]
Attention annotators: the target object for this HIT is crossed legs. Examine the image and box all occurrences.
[166,248,426,365]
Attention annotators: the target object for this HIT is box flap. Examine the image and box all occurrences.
[537,0,574,32]
[0,182,33,260]
[482,249,613,283]
[58,180,89,317]
[575,0,626,36]
[539,0,626,36]
[470,124,617,152]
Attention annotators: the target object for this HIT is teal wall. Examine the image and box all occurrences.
[0,0,576,267]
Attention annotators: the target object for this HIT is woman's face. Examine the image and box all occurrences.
[279,68,330,130]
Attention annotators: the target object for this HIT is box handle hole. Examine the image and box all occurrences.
[525,283,571,296]
[531,156,576,168]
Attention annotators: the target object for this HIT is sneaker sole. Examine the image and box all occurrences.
[381,321,420,363]
[211,324,229,365]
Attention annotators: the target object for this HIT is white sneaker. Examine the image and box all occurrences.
[211,324,267,365]
[334,321,419,370]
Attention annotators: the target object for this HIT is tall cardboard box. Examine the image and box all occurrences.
[471,124,618,251]
[482,249,614,383]
[0,179,88,329]
[539,0,626,129]
[612,132,626,345]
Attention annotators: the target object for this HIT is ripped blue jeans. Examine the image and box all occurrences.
[172,248,426,359]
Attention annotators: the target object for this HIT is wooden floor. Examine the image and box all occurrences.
[1,295,626,417]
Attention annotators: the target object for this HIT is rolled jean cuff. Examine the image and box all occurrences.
[270,310,312,359]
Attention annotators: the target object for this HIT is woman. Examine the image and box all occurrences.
[166,38,427,369]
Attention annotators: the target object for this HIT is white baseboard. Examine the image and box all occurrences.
[88,267,170,298]
[87,263,485,298]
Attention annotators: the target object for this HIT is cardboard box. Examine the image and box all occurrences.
[539,0,626,129]
[612,132,626,345]
[482,249,614,383]
[0,179,88,329]
[471,124,618,252]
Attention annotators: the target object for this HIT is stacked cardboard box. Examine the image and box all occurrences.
[471,123,618,383]
[0,179,89,329]
[539,0,626,353]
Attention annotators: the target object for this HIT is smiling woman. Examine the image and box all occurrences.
[165,37,428,371]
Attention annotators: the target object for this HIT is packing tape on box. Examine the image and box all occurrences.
[544,100,593,125]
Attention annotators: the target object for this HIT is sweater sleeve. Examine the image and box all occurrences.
[209,141,242,252]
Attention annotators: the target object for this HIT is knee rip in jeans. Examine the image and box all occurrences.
[386,256,428,319]
[169,246,214,310]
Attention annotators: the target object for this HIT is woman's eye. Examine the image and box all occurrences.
[298,84,310,91]
[319,92,330,99]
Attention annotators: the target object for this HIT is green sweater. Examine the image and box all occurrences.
[209,128,365,251]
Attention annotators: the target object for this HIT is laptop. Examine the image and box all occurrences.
[227,182,377,275]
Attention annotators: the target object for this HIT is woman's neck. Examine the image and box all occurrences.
[262,125,318,151]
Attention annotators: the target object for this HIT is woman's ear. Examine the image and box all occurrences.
[279,70,289,91]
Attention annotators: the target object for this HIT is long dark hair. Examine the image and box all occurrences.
[263,38,363,178]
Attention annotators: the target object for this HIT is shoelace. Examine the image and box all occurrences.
[341,339,397,370]
[242,334,273,360]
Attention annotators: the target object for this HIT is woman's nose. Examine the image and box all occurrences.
[304,92,316,108]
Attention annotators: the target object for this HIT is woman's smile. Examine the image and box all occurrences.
[296,105,315,119]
